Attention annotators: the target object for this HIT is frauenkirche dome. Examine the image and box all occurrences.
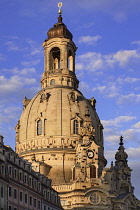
[15,5,140,209]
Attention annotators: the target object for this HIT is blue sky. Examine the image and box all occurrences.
[0,0,140,199]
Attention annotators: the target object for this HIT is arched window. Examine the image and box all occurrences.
[37,120,43,135]
[73,120,79,134]
[50,47,60,70]
[90,165,96,178]
[50,79,55,85]
[68,50,73,71]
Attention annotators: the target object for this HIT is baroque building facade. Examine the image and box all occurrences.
[0,135,62,210]
[15,8,140,210]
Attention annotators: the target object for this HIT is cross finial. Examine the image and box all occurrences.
[120,136,124,146]
[58,2,63,16]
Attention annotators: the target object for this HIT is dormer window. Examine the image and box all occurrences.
[71,114,83,135]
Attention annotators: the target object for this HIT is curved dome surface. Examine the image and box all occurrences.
[16,86,105,184]
[17,87,101,147]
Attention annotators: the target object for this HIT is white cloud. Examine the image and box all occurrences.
[20,68,36,75]
[117,93,140,104]
[102,115,136,128]
[117,76,140,84]
[79,81,90,94]
[0,75,36,96]
[4,41,20,51]
[21,59,41,67]
[76,49,140,72]
[126,147,140,159]
[131,40,140,46]
[78,35,102,45]
[92,82,119,95]
[133,122,140,129]
[113,50,140,66]
[75,63,84,70]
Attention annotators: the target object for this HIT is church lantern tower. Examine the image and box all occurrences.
[15,3,140,209]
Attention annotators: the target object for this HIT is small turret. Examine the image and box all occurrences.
[115,136,128,168]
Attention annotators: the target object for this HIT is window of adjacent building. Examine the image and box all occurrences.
[19,172,22,181]
[50,79,55,86]
[37,120,43,136]
[29,177,32,186]
[44,206,46,210]
[90,165,96,178]
[9,166,12,176]
[14,189,17,199]
[9,206,12,210]
[1,165,5,175]
[1,187,4,198]
[47,191,50,200]
[34,180,37,190]
[25,193,28,204]
[43,189,46,198]
[73,120,79,134]
[38,200,41,209]
[55,195,57,204]
[38,182,41,192]
[34,198,36,208]
[24,174,27,184]
[20,191,22,202]
[14,208,17,210]
[9,186,12,197]
[14,169,17,179]
[29,196,32,205]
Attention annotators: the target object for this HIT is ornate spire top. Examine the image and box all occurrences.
[120,136,124,146]
[115,136,128,167]
[58,2,63,16]
[47,2,73,40]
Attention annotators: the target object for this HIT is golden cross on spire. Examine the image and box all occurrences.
[58,2,63,16]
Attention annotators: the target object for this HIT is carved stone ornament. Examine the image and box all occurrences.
[22,97,31,109]
[80,125,95,137]
[40,92,51,102]
[69,91,76,102]
[89,97,96,108]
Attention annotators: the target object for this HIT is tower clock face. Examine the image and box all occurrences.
[87,150,94,159]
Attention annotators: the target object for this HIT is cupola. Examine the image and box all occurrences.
[47,16,73,40]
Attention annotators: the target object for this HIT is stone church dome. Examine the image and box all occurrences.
[16,86,106,183]
[16,11,106,185]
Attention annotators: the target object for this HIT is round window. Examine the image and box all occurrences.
[90,192,101,205]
